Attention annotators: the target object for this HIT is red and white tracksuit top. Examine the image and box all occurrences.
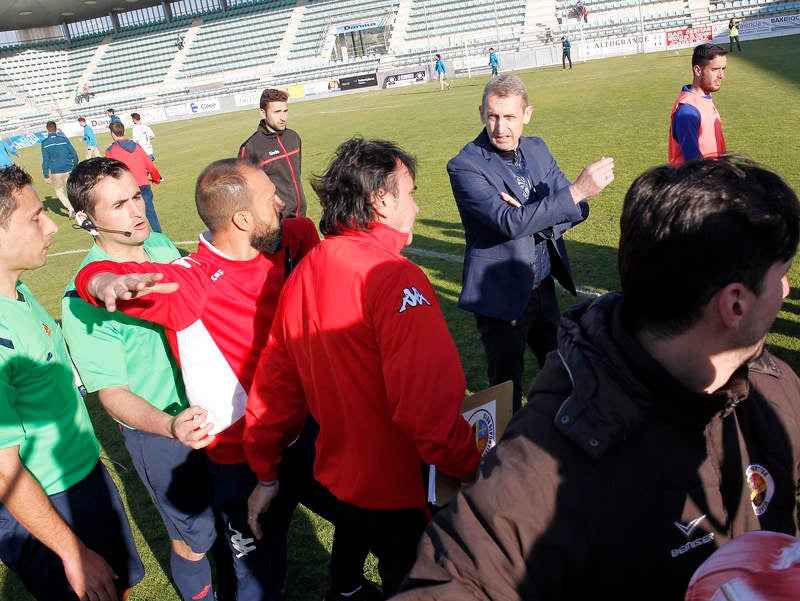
[75,217,320,464]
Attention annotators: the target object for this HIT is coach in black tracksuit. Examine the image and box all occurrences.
[239,88,307,218]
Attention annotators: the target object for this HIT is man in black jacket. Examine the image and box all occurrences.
[239,89,307,218]
[394,157,800,601]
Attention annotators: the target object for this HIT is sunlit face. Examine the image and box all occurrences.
[243,167,284,254]
[88,170,150,248]
[480,93,533,152]
[694,55,727,95]
[260,101,289,133]
[0,184,58,273]
[373,161,419,246]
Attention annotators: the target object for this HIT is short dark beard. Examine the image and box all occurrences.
[265,120,286,133]
[251,223,283,255]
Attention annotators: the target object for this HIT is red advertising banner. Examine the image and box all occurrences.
[665,25,713,46]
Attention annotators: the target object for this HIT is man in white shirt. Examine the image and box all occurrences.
[131,112,156,161]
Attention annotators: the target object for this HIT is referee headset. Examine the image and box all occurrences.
[72,210,133,238]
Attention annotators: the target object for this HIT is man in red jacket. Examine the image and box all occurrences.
[244,138,481,601]
[106,121,163,232]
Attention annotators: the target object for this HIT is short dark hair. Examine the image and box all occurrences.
[130,112,141,121]
[67,157,131,215]
[0,165,32,229]
[259,88,288,111]
[195,159,254,231]
[78,117,86,123]
[619,156,800,337]
[45,121,57,132]
[692,43,727,68]
[313,137,416,236]
[107,108,115,114]
[109,121,125,137]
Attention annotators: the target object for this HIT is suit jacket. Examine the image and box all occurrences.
[449,130,589,321]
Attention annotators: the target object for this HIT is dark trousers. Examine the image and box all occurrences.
[562,50,572,69]
[207,418,337,601]
[330,502,427,598]
[475,276,561,412]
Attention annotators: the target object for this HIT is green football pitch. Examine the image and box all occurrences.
[2,33,799,600]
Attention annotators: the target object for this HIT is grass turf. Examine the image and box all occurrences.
[1,33,799,600]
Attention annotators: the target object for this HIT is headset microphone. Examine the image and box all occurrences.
[72,213,133,238]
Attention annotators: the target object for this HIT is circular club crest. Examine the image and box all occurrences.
[745,464,775,516]
[467,408,496,456]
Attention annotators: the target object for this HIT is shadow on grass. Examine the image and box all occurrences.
[722,32,800,87]
[42,195,70,218]
[407,220,620,395]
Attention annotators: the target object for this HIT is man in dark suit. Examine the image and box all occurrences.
[449,74,615,410]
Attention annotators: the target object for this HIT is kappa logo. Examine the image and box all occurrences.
[269,149,281,156]
[228,522,256,558]
[674,514,707,539]
[746,464,775,516]
[211,269,224,282]
[398,286,431,313]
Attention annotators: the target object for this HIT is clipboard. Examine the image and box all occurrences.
[427,380,513,506]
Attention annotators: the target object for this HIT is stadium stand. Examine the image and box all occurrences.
[289,0,399,59]
[178,1,293,78]
[89,19,193,94]
[0,0,798,136]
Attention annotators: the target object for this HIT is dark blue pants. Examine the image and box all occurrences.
[475,275,561,412]
[207,418,337,601]
[0,462,144,600]
[140,184,162,233]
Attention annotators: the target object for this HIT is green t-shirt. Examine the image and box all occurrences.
[0,281,100,495]
[62,233,188,427]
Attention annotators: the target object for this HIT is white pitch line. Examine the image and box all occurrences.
[403,247,604,298]
[49,240,199,258]
[50,242,604,298]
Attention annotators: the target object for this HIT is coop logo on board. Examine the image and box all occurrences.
[188,99,220,114]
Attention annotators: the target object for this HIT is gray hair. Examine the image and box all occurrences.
[481,74,529,111]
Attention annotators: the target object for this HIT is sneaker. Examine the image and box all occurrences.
[324,581,384,601]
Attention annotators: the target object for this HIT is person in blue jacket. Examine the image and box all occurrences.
[0,139,18,168]
[448,74,614,410]
[434,54,452,92]
[561,36,572,70]
[41,121,78,218]
[488,48,500,76]
[78,117,100,159]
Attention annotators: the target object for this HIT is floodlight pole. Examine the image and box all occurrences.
[492,0,500,48]
[423,0,431,55]
[637,0,645,53]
